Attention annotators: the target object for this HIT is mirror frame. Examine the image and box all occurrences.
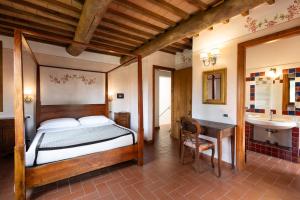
[202,68,227,105]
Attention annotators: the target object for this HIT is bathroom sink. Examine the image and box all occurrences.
[246,115,297,130]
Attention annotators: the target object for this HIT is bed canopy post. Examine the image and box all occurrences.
[137,55,144,166]
[105,72,109,117]
[13,29,26,200]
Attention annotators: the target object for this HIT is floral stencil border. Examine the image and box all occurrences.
[49,74,96,85]
[245,0,300,33]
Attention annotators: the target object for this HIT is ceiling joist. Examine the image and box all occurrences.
[146,0,189,19]
[121,0,267,63]
[113,0,176,26]
[66,0,112,56]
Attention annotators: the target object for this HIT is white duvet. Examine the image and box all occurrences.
[26,122,137,167]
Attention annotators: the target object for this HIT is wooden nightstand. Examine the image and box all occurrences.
[114,112,130,129]
[0,118,15,156]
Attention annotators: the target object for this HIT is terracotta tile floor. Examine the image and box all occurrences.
[1,125,300,199]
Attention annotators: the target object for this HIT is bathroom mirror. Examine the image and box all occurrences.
[254,77,272,109]
[282,73,295,112]
[202,68,227,104]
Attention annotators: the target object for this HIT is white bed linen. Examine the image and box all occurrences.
[26,123,137,167]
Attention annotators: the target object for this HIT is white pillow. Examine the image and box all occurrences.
[38,118,80,130]
[78,115,111,126]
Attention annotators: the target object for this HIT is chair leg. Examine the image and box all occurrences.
[181,144,185,164]
[211,147,215,168]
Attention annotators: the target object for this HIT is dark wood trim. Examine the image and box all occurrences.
[21,34,39,66]
[105,73,109,117]
[236,26,300,171]
[137,55,144,165]
[39,65,106,74]
[0,40,2,112]
[13,29,26,200]
[152,65,175,143]
[36,65,41,130]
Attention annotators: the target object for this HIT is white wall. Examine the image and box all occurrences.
[192,0,300,163]
[108,51,175,141]
[246,35,300,69]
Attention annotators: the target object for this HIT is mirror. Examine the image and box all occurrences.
[282,73,295,112]
[246,66,297,114]
[202,68,227,104]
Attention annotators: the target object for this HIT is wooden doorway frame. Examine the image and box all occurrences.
[152,65,175,143]
[236,26,300,170]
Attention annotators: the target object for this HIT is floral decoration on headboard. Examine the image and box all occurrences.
[49,74,96,85]
[245,0,300,33]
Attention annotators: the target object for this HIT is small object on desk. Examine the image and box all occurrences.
[114,112,130,129]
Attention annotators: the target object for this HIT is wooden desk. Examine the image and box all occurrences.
[197,119,236,177]
[179,119,236,177]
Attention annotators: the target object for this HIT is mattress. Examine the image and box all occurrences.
[26,123,137,167]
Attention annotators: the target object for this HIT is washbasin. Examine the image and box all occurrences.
[246,115,297,130]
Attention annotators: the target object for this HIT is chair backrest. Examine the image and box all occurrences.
[180,117,202,141]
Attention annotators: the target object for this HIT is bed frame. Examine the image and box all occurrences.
[13,29,144,199]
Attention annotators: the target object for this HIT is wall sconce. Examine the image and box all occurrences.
[24,88,33,103]
[267,68,281,79]
[200,48,220,66]
[108,94,113,102]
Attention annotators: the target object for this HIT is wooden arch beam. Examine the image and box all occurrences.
[67,0,112,56]
[121,0,267,63]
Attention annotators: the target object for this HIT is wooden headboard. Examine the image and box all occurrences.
[37,104,107,125]
[36,65,108,126]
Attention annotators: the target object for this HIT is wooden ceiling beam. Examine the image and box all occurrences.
[186,0,208,10]
[164,46,183,52]
[102,18,155,38]
[160,49,176,54]
[266,0,275,5]
[146,0,189,19]
[0,4,76,31]
[89,41,132,53]
[39,0,82,13]
[121,0,267,63]
[107,8,164,32]
[0,17,74,38]
[97,25,148,42]
[0,28,121,57]
[20,29,135,56]
[113,0,176,26]
[0,2,77,27]
[0,23,73,41]
[8,0,79,22]
[93,32,142,46]
[91,38,136,50]
[66,0,112,56]
[171,42,192,49]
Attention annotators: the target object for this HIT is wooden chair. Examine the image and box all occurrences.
[180,117,215,172]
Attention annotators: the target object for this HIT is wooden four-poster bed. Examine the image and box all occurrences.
[13,29,144,199]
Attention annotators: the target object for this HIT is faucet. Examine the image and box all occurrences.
[269,110,273,121]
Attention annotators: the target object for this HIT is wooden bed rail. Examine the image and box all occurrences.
[13,29,144,199]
